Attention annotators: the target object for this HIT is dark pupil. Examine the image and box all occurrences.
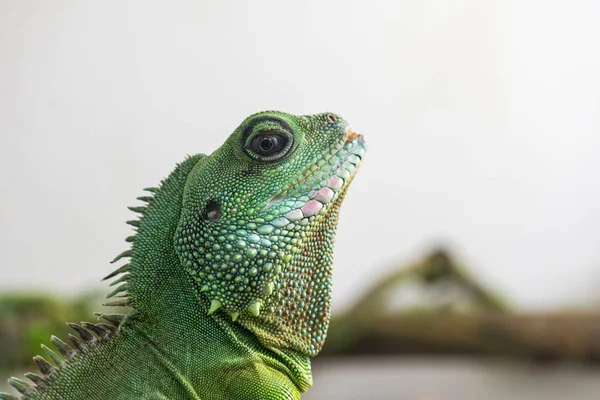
[251,133,288,157]
[260,137,275,152]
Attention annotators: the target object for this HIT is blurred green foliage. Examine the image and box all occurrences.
[0,292,100,372]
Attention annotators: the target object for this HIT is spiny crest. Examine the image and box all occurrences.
[100,186,159,312]
[0,316,124,399]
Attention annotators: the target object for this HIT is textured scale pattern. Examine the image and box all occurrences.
[1,111,366,400]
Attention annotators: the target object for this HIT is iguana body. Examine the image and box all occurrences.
[1,111,366,400]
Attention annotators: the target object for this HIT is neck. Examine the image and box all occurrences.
[110,154,311,394]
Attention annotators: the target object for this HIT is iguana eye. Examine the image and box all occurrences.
[247,132,292,161]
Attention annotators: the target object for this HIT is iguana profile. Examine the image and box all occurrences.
[1,111,366,399]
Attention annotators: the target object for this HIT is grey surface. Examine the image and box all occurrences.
[305,357,600,400]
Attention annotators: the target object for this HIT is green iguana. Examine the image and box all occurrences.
[1,111,366,399]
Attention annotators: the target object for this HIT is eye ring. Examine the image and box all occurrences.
[245,131,294,162]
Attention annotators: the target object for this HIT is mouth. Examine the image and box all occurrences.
[265,132,366,225]
[345,129,363,143]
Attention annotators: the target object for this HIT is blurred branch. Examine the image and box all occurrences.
[347,248,508,317]
[324,249,600,363]
[325,312,600,362]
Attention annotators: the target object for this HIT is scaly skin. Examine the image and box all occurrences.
[1,111,366,400]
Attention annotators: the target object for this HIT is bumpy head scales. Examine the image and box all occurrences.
[175,111,366,356]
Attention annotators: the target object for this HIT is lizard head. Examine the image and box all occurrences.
[176,111,366,356]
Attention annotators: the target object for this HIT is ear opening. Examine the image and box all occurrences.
[205,199,221,222]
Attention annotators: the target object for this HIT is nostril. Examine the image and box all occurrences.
[327,114,336,122]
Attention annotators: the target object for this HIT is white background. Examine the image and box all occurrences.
[1,1,599,312]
